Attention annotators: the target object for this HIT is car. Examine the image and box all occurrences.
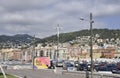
[93,63,99,71]
[111,62,120,74]
[87,63,91,71]
[63,61,75,71]
[74,61,79,67]
[112,69,120,74]
[96,63,117,72]
[56,60,64,67]
[77,63,88,71]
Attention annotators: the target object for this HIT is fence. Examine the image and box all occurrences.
[62,71,120,78]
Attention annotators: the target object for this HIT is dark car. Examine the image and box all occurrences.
[111,62,120,74]
[77,63,89,71]
[96,63,117,72]
[87,63,91,71]
[112,69,120,74]
[74,61,79,67]
[63,61,75,71]
[93,63,99,71]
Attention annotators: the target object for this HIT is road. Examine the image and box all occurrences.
[4,67,120,78]
[5,69,85,78]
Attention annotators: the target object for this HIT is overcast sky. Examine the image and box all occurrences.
[0,0,120,38]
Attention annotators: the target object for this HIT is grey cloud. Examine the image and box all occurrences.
[93,6,120,17]
[54,0,91,15]
[0,0,56,11]
[0,10,59,25]
[92,0,120,17]
[99,0,120,4]
[0,0,120,38]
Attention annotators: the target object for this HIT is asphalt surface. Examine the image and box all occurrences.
[4,68,120,78]
[5,69,85,78]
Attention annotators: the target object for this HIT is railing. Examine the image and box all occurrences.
[62,71,120,78]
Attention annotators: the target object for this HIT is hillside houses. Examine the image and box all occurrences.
[0,36,120,63]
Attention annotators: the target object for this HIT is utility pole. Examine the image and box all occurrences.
[80,13,94,78]
[32,35,36,70]
[56,24,60,60]
[90,13,94,78]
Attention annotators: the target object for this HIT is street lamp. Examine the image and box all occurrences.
[56,24,60,60]
[32,35,36,70]
[90,13,94,78]
[80,13,94,78]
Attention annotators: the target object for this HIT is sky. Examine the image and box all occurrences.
[0,0,120,38]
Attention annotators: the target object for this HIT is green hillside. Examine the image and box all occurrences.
[42,29,120,43]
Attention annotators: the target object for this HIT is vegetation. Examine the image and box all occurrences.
[0,34,41,49]
[0,73,16,78]
[0,29,120,48]
[42,29,120,43]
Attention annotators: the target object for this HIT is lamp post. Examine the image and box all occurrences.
[56,24,60,60]
[32,35,36,70]
[90,13,94,78]
[80,13,94,78]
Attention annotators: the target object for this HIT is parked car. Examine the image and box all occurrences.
[56,60,64,67]
[93,63,99,71]
[74,61,79,67]
[111,62,120,74]
[63,61,75,71]
[77,63,89,71]
[96,63,117,72]
[112,69,120,74]
[87,63,91,71]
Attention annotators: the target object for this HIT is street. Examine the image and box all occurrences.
[5,68,120,78]
[5,69,85,78]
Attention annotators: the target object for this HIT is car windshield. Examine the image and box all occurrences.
[58,60,63,63]
[66,63,74,67]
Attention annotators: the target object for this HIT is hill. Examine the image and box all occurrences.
[42,29,120,43]
[0,34,41,49]
[0,29,120,48]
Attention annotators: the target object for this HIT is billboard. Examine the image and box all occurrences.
[34,57,50,69]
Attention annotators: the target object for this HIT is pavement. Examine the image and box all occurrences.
[5,69,85,78]
[4,67,120,78]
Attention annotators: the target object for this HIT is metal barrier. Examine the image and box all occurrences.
[62,71,120,78]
